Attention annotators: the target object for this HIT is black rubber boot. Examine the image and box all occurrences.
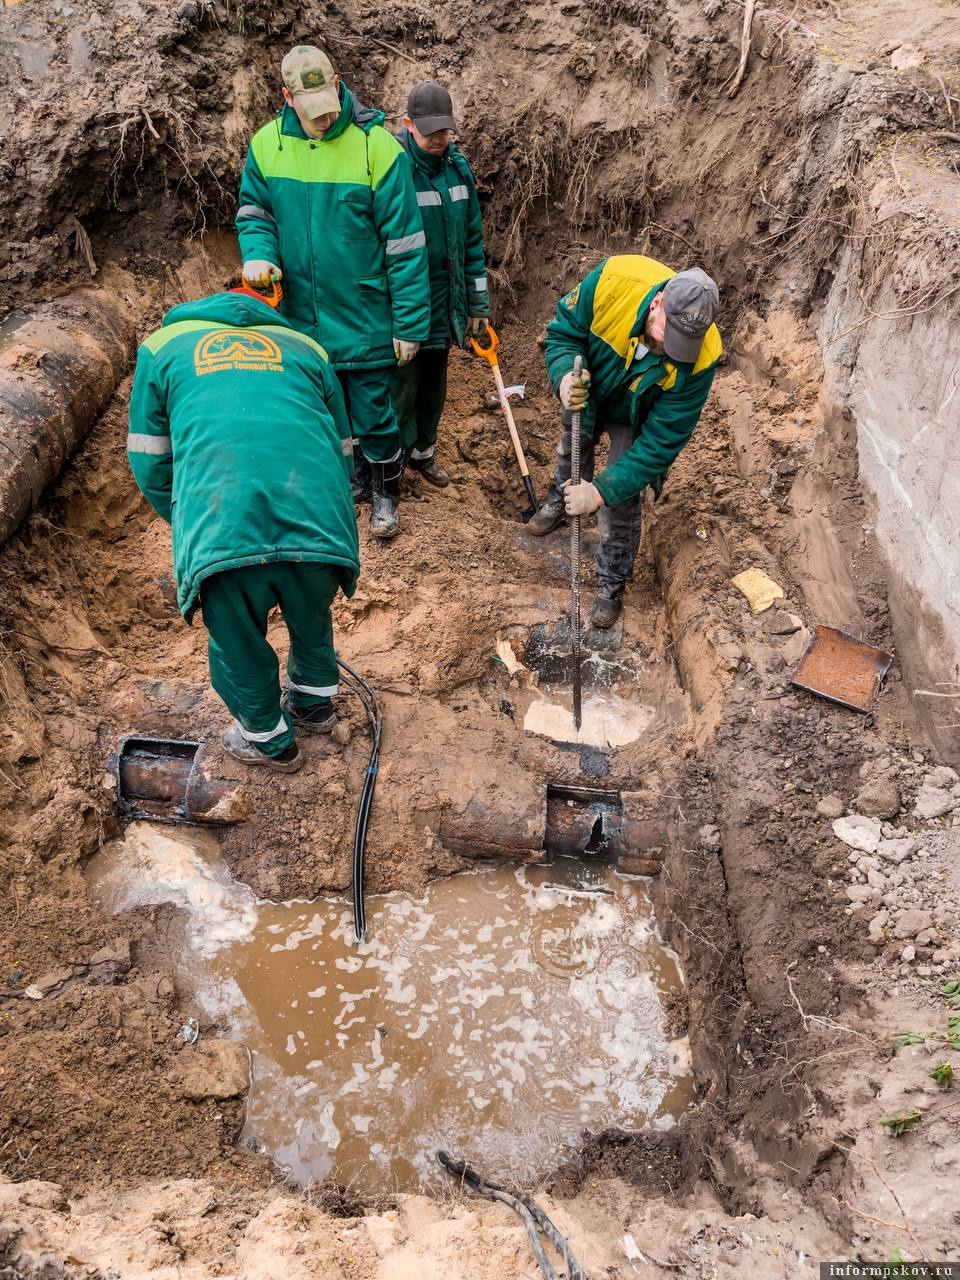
[352,446,372,505]
[526,494,564,536]
[589,586,624,630]
[370,457,402,539]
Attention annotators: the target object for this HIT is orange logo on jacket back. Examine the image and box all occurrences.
[195,329,283,375]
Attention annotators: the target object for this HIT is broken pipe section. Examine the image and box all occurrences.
[0,288,135,545]
[114,737,252,826]
[440,782,669,873]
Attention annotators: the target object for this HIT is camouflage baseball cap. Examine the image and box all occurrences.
[662,268,720,363]
[281,46,340,119]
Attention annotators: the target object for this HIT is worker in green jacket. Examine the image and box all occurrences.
[393,81,490,487]
[127,287,360,773]
[531,254,721,629]
[236,46,431,539]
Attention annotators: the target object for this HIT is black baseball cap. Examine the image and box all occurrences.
[407,81,456,133]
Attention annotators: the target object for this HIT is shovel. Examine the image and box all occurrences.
[470,325,540,520]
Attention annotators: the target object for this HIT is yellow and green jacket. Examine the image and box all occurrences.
[236,87,431,369]
[127,292,360,621]
[396,128,489,348]
[545,254,722,508]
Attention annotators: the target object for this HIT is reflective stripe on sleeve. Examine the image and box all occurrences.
[473,276,488,292]
[127,433,172,455]
[234,714,288,743]
[237,203,276,224]
[286,679,340,697]
[417,191,443,206]
[385,230,427,255]
[449,185,469,202]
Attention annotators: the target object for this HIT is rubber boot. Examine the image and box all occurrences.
[589,585,624,630]
[370,457,402,539]
[526,493,564,536]
[352,445,372,506]
[409,452,450,487]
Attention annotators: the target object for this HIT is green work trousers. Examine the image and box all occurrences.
[200,561,341,758]
[393,346,449,458]
[337,367,402,464]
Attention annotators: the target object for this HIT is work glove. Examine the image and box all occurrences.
[393,338,420,365]
[562,479,604,516]
[242,260,282,286]
[559,366,591,410]
[466,316,488,337]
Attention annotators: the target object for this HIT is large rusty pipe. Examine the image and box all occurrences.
[0,289,135,545]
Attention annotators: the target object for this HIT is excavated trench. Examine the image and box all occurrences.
[1,0,960,1270]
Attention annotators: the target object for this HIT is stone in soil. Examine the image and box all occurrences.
[855,779,901,820]
[833,815,882,853]
[913,787,956,820]
[166,1040,250,1101]
[894,909,935,940]
[877,838,918,865]
[817,794,845,819]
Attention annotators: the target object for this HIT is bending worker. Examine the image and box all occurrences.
[394,81,489,487]
[530,254,721,629]
[126,285,360,773]
[236,45,430,539]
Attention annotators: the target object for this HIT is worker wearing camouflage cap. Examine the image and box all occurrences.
[393,81,490,487]
[532,255,721,629]
[236,46,430,539]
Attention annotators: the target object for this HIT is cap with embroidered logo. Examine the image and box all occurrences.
[281,46,340,120]
[661,268,720,364]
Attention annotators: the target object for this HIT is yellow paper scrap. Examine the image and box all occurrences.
[731,568,784,614]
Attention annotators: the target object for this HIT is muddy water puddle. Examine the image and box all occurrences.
[88,822,692,1192]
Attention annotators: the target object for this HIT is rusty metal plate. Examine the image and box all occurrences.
[790,625,893,712]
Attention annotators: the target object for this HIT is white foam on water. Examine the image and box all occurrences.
[90,832,692,1193]
[86,820,258,958]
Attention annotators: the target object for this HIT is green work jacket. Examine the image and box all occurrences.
[127,292,360,620]
[396,128,489,348]
[236,87,430,369]
[545,254,722,507]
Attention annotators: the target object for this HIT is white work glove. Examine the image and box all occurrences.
[466,316,488,337]
[562,479,604,516]
[242,260,282,286]
[559,366,591,410]
[393,338,420,365]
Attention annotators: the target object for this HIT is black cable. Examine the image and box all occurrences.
[436,1152,585,1280]
[337,657,381,944]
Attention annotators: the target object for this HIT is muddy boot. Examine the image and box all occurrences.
[281,694,336,735]
[589,585,624,630]
[409,453,450,487]
[352,447,372,505]
[526,493,564,536]
[221,723,303,773]
[370,458,401,539]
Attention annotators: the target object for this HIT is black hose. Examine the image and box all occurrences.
[337,657,382,944]
[436,1151,586,1280]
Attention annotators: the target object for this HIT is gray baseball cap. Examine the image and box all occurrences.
[662,268,720,363]
[407,81,456,133]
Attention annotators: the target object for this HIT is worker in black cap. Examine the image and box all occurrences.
[393,81,490,487]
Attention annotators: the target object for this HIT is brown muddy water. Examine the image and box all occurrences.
[88,822,693,1192]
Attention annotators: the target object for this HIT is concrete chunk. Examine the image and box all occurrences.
[833,815,882,853]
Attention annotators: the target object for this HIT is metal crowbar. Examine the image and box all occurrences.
[470,325,540,520]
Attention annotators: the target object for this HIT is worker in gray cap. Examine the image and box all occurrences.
[393,81,489,487]
[531,254,721,629]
